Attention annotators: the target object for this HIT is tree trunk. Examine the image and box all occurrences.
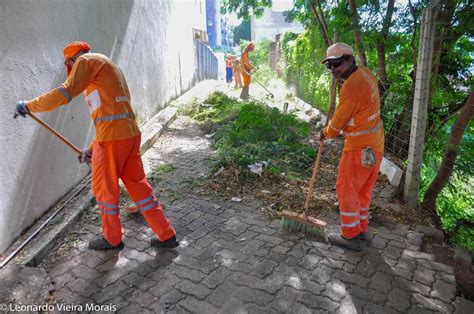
[377,0,395,110]
[347,0,367,66]
[308,1,332,47]
[421,87,474,221]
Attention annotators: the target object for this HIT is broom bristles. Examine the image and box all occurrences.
[280,210,327,238]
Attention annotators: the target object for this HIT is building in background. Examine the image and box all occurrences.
[250,7,304,42]
[206,0,234,48]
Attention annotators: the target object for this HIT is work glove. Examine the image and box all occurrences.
[78,148,92,164]
[14,100,29,119]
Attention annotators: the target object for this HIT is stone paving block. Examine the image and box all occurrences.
[246,303,277,314]
[93,280,129,304]
[249,257,278,279]
[268,286,304,312]
[171,265,206,283]
[393,277,431,296]
[323,279,347,302]
[121,272,156,292]
[430,279,456,302]
[128,290,158,307]
[177,296,218,313]
[402,249,435,261]
[354,260,377,278]
[147,274,181,298]
[412,293,454,313]
[255,234,285,245]
[333,270,371,287]
[216,298,247,313]
[369,272,393,293]
[423,260,455,274]
[233,287,274,306]
[383,246,403,260]
[175,279,212,300]
[386,287,411,312]
[206,281,239,307]
[52,271,75,289]
[320,257,345,270]
[298,292,339,312]
[406,231,424,247]
[413,266,436,286]
[201,267,232,289]
[65,278,101,298]
[228,272,262,288]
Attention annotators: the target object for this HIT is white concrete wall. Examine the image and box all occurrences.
[0,0,209,253]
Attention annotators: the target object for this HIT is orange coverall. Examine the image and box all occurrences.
[232,59,243,88]
[323,66,384,239]
[240,46,254,87]
[26,52,176,246]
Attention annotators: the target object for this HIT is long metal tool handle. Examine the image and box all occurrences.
[239,64,275,98]
[27,112,81,154]
[303,78,338,212]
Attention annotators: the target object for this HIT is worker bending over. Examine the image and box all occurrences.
[14,42,179,251]
[320,43,384,251]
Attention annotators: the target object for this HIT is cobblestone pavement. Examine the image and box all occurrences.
[41,113,470,313]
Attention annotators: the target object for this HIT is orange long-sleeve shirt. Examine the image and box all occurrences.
[324,66,384,152]
[240,51,254,74]
[27,53,140,143]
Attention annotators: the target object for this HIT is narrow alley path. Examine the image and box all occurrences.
[38,81,470,313]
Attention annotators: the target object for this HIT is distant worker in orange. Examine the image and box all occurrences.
[232,56,243,89]
[320,43,384,251]
[225,55,234,85]
[239,42,255,99]
[14,41,179,251]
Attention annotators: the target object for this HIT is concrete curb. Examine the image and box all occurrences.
[16,107,178,267]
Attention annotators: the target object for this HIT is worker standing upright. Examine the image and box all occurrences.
[225,55,234,85]
[239,42,255,100]
[232,56,243,89]
[320,43,384,251]
[14,41,179,251]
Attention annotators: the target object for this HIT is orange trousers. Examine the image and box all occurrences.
[242,71,251,87]
[233,68,243,88]
[91,135,176,246]
[336,150,383,239]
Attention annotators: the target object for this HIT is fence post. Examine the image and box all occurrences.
[404,3,437,207]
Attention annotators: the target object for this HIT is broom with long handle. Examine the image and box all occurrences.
[21,111,139,213]
[280,78,338,236]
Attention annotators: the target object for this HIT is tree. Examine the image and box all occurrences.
[233,20,251,45]
[421,86,473,224]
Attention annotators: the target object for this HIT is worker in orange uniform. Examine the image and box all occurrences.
[232,56,243,89]
[225,55,234,85]
[320,43,384,251]
[14,42,179,251]
[239,42,255,100]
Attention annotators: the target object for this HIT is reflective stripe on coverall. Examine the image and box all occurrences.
[92,135,175,246]
[26,46,175,245]
[324,66,385,239]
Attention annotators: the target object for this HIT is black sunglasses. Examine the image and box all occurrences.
[325,57,346,70]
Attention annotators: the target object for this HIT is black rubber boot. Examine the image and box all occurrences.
[360,230,372,241]
[88,237,124,251]
[151,235,179,249]
[327,233,362,251]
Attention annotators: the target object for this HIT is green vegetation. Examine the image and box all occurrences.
[182,91,315,178]
[148,164,175,182]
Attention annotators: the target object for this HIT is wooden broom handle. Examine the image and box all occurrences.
[303,78,338,212]
[27,112,82,154]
